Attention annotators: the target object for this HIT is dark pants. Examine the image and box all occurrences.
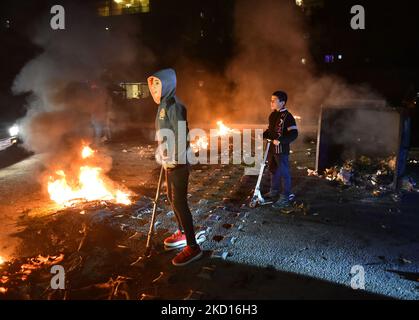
[268,153,291,196]
[165,165,197,247]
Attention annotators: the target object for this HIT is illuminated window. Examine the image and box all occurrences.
[324,54,334,63]
[98,0,150,16]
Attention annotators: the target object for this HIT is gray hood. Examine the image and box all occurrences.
[152,68,177,102]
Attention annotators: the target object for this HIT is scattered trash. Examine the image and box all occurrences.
[139,293,157,300]
[19,254,65,278]
[316,156,398,191]
[130,256,146,268]
[128,232,141,240]
[307,169,318,176]
[297,166,308,170]
[184,290,205,300]
[237,224,244,231]
[281,208,294,214]
[399,257,412,264]
[122,149,128,153]
[391,193,401,202]
[152,272,169,285]
[78,224,88,251]
[135,208,153,217]
[388,208,401,214]
[401,177,417,192]
[195,230,207,245]
[194,208,205,215]
[1,276,9,284]
[211,250,229,260]
[166,210,174,217]
[223,236,237,245]
[207,214,221,222]
[200,226,212,234]
[337,167,352,185]
[372,190,381,197]
[154,221,162,229]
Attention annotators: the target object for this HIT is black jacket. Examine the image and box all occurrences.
[153,69,190,165]
[263,109,298,154]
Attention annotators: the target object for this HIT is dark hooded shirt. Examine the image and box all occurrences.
[153,68,189,164]
[263,108,298,154]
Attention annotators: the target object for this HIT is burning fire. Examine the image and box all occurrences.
[217,120,230,136]
[48,145,131,206]
[82,145,95,159]
[216,120,239,136]
[189,121,239,152]
[190,136,209,153]
[0,256,5,265]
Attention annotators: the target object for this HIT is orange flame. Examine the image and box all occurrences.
[82,146,94,159]
[216,121,239,136]
[0,256,4,265]
[216,120,230,136]
[191,136,209,153]
[48,145,131,206]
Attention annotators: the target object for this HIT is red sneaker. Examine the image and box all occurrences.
[172,245,203,266]
[164,230,186,247]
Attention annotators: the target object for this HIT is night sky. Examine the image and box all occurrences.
[1,0,418,125]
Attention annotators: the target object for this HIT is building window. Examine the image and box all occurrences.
[98,0,150,16]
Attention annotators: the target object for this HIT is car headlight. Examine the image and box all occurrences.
[9,125,19,137]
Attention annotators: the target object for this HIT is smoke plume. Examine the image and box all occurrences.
[12,3,151,176]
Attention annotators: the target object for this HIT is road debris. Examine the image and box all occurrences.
[211,250,229,260]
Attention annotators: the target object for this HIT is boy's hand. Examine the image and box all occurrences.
[162,156,177,169]
[163,160,177,170]
[273,140,280,146]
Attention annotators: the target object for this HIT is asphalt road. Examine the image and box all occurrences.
[0,137,418,299]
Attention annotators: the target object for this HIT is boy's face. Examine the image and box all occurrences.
[148,76,162,104]
[271,96,285,111]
